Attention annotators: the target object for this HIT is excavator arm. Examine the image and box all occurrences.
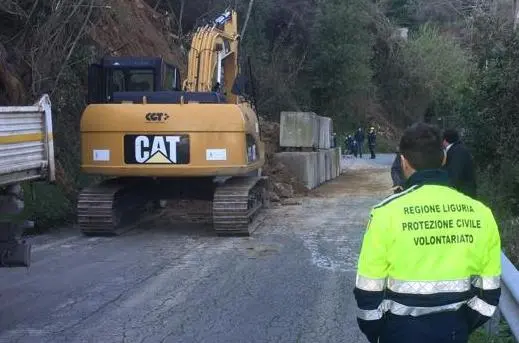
[183,9,239,104]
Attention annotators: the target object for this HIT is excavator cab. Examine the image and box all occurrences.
[87,55,233,105]
[87,56,182,104]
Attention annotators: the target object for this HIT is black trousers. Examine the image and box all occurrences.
[378,313,469,343]
[369,144,376,159]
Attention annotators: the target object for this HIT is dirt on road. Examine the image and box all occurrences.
[0,156,393,343]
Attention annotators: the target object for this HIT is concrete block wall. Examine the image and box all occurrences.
[274,152,319,190]
[318,151,326,184]
[279,111,319,148]
[318,117,332,149]
[276,111,342,190]
[274,148,341,190]
[280,112,335,150]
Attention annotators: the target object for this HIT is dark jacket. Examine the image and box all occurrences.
[391,153,405,187]
[443,142,477,198]
[355,130,365,143]
[368,132,376,146]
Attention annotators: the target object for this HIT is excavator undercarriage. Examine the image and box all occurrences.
[77,176,268,236]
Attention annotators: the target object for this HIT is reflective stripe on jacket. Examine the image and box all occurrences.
[353,169,501,343]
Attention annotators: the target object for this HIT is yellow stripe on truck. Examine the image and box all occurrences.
[0,133,53,144]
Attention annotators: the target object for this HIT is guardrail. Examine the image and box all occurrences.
[499,252,519,341]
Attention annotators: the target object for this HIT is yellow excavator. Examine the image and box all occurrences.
[77,9,267,236]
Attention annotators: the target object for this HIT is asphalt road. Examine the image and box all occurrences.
[0,154,394,343]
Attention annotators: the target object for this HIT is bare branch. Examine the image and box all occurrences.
[51,0,94,96]
[0,0,28,18]
[179,0,185,39]
[240,0,254,42]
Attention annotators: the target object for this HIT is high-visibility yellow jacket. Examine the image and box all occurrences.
[354,169,501,343]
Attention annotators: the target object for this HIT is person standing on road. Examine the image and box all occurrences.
[354,128,365,158]
[352,139,358,158]
[390,146,405,193]
[346,135,354,155]
[354,127,364,158]
[442,129,477,198]
[368,127,376,159]
[353,122,501,343]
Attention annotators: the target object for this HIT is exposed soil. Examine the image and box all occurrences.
[89,0,186,71]
[259,117,309,201]
[310,169,392,198]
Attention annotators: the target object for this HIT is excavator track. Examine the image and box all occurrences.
[212,176,269,235]
[77,176,268,236]
[77,178,150,236]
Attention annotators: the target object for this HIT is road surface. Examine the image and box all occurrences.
[0,154,394,343]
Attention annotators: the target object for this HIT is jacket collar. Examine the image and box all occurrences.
[405,169,451,189]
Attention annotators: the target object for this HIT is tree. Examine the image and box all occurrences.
[307,0,376,127]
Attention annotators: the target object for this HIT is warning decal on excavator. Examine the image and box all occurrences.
[124,135,190,164]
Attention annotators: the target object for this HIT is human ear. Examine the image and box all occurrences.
[400,154,414,179]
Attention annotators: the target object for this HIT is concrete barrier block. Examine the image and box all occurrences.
[326,149,333,181]
[274,152,319,189]
[327,151,333,181]
[280,111,319,148]
[311,114,320,148]
[332,149,337,179]
[333,148,341,177]
[335,149,340,177]
[318,151,326,184]
[318,116,332,149]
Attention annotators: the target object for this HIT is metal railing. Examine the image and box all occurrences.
[499,252,519,341]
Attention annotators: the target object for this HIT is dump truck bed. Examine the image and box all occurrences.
[0,94,55,186]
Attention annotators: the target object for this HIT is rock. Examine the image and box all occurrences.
[281,199,302,206]
[273,182,294,198]
[269,191,280,202]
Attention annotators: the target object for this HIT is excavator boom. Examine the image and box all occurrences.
[184,9,239,103]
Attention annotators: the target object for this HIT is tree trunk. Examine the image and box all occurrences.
[515,0,519,31]
[240,0,254,42]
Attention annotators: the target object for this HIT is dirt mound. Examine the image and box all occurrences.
[89,0,185,71]
[259,117,308,202]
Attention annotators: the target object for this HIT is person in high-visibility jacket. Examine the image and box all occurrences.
[353,123,501,343]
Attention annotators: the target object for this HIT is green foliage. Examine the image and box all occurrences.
[23,182,72,232]
[402,24,472,103]
[238,0,315,119]
[468,322,516,343]
[384,0,417,27]
[454,12,519,266]
[22,43,98,230]
[308,0,375,127]
[375,22,473,127]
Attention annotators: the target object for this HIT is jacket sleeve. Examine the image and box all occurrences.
[390,155,403,187]
[467,208,502,333]
[354,208,389,343]
[446,147,469,190]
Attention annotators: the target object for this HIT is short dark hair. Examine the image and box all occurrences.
[399,123,443,170]
[442,129,460,144]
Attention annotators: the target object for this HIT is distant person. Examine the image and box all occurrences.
[332,132,337,148]
[346,135,355,155]
[352,139,358,158]
[442,129,477,198]
[368,127,376,159]
[354,128,365,158]
[391,146,405,193]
